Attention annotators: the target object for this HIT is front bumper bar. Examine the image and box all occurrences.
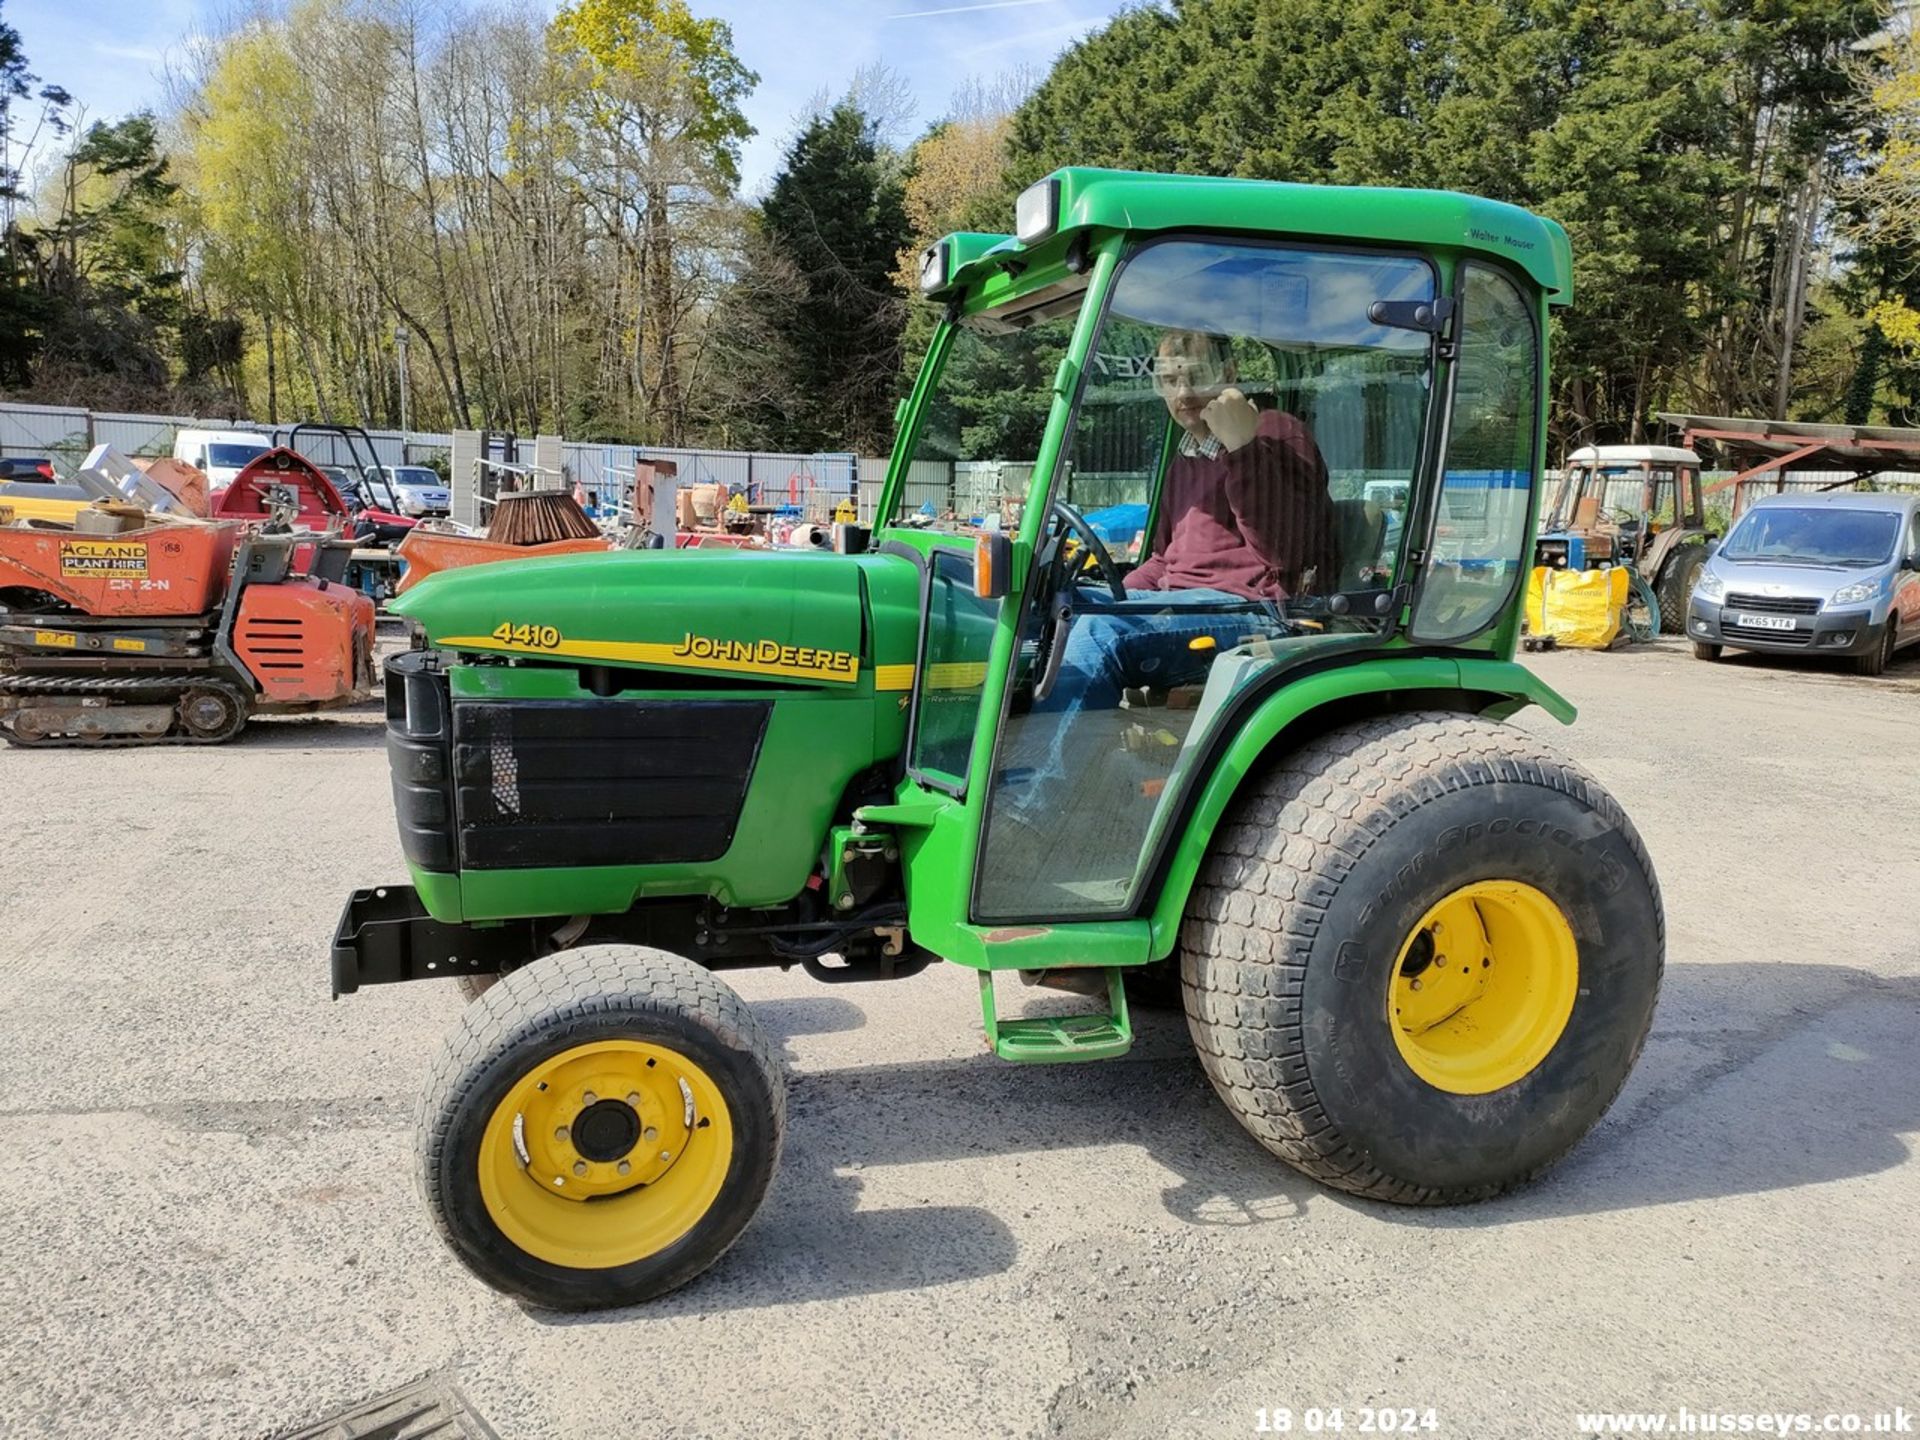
[330,885,541,998]
[1687,600,1881,655]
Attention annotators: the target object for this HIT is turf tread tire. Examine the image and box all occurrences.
[454,973,496,1003]
[418,946,784,1309]
[1180,711,1663,1206]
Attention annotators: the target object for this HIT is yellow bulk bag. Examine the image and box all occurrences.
[1526,565,1629,649]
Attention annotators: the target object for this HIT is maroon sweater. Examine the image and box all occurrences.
[1124,410,1337,601]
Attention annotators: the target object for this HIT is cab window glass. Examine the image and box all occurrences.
[908,548,999,788]
[975,240,1437,921]
[1411,264,1540,643]
[890,308,1079,534]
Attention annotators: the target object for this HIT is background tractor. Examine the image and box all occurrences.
[1535,443,1718,637]
[331,168,1665,1310]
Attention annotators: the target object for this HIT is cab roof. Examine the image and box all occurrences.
[942,167,1573,304]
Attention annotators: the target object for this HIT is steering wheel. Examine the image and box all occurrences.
[1029,499,1128,702]
[1045,498,1127,603]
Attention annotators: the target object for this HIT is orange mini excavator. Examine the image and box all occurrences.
[0,499,375,747]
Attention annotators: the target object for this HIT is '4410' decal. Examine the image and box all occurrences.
[491,622,563,650]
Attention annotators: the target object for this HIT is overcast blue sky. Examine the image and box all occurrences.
[6,0,1134,193]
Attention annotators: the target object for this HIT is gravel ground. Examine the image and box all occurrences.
[0,636,1915,1439]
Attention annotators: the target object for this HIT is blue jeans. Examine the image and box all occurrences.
[994,587,1287,819]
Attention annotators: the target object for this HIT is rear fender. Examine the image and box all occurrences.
[1144,656,1574,960]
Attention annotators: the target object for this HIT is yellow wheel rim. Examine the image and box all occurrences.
[1388,880,1578,1095]
[478,1039,733,1270]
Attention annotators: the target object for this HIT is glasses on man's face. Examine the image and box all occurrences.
[1152,353,1228,395]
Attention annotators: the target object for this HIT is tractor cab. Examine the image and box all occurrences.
[336,169,1666,1313]
[885,172,1561,935]
[1536,444,1715,633]
[1540,444,1707,567]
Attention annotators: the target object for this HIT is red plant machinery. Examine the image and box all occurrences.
[0,514,375,747]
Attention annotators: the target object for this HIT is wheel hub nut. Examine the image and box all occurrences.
[571,1097,643,1164]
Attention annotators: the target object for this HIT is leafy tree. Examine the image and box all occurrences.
[1843,321,1887,424]
[0,8,71,388]
[548,0,757,442]
[1530,0,1734,444]
[1836,15,1920,423]
[742,101,911,454]
[889,76,1037,406]
[29,114,186,392]
[1001,0,1908,443]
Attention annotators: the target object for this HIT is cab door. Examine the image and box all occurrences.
[970,239,1443,924]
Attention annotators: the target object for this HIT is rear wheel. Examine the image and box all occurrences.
[1855,622,1896,677]
[418,947,783,1309]
[1180,713,1663,1203]
[1656,546,1707,635]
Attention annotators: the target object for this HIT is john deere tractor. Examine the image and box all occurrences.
[332,169,1663,1310]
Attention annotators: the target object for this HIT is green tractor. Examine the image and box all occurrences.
[333,169,1664,1310]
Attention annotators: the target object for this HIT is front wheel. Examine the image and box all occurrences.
[1180,713,1663,1203]
[1854,622,1896,677]
[1691,641,1722,661]
[418,947,784,1309]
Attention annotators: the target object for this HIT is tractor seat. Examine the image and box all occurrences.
[1330,498,1387,591]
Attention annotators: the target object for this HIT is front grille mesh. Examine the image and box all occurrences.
[1725,592,1821,615]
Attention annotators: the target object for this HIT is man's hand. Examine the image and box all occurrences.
[1201,387,1259,452]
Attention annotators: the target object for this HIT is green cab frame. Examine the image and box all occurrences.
[863,168,1576,977]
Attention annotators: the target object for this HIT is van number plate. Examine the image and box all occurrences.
[1734,613,1797,631]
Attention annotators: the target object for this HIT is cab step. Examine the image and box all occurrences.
[979,969,1132,1063]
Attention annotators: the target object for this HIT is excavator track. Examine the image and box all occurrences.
[0,672,253,748]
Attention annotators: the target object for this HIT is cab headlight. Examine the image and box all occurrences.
[1694,571,1726,602]
[1830,578,1881,606]
[1014,176,1060,246]
[916,242,948,294]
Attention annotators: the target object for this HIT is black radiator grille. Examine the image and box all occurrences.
[451,699,769,870]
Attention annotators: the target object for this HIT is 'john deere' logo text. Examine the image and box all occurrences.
[672,632,857,677]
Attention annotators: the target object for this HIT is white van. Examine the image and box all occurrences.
[172,428,274,496]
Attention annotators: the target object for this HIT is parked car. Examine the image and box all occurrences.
[0,456,56,481]
[1687,491,1920,676]
[173,428,274,498]
[321,465,417,547]
[378,464,452,518]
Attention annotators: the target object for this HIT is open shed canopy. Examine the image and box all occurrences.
[1656,412,1920,490]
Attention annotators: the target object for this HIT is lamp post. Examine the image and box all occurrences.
[394,324,411,437]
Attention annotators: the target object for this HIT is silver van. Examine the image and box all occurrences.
[1687,491,1920,676]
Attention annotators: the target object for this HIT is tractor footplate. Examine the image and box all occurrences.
[979,969,1133,1063]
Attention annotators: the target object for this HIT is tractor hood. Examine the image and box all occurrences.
[391,548,875,687]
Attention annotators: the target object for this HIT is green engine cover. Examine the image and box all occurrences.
[387,547,926,922]
[392,548,890,687]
